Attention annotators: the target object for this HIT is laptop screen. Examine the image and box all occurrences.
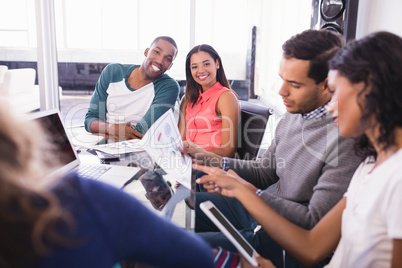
[27,109,81,174]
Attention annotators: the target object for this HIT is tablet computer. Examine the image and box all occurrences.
[200,200,258,267]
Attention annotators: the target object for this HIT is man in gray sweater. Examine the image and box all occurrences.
[180,29,363,268]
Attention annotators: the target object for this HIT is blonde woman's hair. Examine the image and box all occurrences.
[0,99,73,267]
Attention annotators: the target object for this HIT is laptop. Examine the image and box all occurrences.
[27,109,141,188]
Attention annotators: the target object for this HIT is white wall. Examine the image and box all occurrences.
[356,0,402,38]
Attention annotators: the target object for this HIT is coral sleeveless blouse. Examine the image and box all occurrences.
[185,82,235,151]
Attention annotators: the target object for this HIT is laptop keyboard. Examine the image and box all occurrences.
[78,165,111,180]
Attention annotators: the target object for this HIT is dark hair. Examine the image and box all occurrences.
[282,29,344,84]
[329,31,402,157]
[151,36,178,57]
[185,44,231,106]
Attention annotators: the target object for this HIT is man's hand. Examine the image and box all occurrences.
[107,122,144,140]
[192,164,257,198]
[179,140,223,168]
[90,119,144,141]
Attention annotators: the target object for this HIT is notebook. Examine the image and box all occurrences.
[27,109,141,188]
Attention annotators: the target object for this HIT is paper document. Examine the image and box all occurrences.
[142,110,192,189]
[91,138,146,155]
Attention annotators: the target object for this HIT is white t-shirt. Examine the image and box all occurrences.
[326,148,402,267]
[106,79,154,125]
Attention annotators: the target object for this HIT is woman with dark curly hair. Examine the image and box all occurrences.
[178,44,239,158]
[195,31,402,268]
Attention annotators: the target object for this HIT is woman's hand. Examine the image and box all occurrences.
[180,141,223,167]
[193,164,256,198]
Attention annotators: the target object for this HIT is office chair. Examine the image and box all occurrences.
[230,80,250,101]
[236,100,273,160]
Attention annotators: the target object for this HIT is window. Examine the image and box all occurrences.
[0,0,36,48]
[0,0,311,102]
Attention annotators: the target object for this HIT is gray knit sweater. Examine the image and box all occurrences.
[227,112,363,229]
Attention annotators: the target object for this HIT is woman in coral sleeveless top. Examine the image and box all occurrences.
[179,44,239,158]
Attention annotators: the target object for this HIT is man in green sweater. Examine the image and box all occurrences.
[180,29,363,268]
[84,36,179,140]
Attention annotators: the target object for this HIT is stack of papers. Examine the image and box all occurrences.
[91,138,146,155]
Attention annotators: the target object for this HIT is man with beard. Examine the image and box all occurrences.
[85,36,179,140]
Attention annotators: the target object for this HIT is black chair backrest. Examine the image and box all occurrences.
[236,100,272,160]
[230,80,249,101]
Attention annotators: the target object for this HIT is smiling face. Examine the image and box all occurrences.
[278,56,331,114]
[327,70,367,138]
[143,39,177,80]
[190,51,219,92]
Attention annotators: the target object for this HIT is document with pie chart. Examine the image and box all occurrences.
[142,109,192,189]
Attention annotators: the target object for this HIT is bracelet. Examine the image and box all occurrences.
[256,189,263,196]
[221,157,229,171]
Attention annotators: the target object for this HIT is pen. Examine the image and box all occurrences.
[121,167,146,188]
[122,176,136,189]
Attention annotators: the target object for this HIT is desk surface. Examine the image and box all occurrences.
[77,144,193,229]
